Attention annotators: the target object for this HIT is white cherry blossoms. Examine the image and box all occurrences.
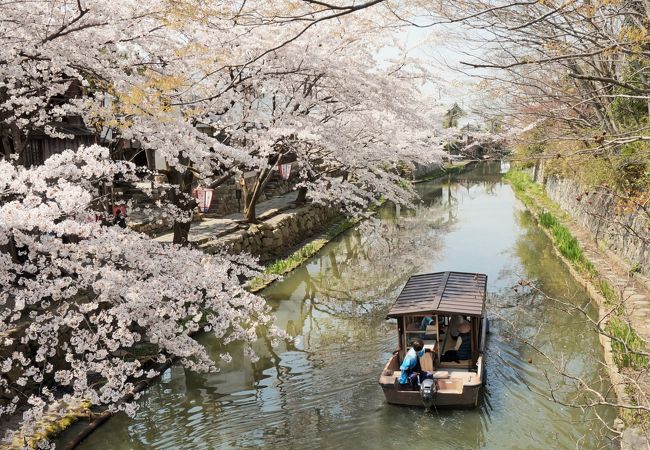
[0,146,285,445]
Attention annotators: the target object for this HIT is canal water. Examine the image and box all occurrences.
[59,162,617,449]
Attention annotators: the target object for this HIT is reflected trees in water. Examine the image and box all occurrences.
[298,208,449,320]
[488,209,619,442]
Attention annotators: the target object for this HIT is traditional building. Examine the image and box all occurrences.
[0,80,97,166]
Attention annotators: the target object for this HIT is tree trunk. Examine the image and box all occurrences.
[11,126,27,166]
[242,175,262,223]
[172,220,193,246]
[240,175,256,222]
[1,135,13,159]
[0,124,28,164]
[241,166,275,223]
[295,187,308,205]
[244,199,257,222]
[168,165,196,246]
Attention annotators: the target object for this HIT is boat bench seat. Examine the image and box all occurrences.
[390,370,452,380]
[448,371,480,384]
[436,378,464,394]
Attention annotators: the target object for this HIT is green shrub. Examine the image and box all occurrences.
[552,226,583,261]
[505,173,598,277]
[597,279,618,304]
[607,317,649,369]
[503,170,534,193]
[538,211,559,228]
[264,241,322,276]
[325,218,357,240]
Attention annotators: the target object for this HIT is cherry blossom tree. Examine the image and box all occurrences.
[0,0,455,445]
[0,146,288,446]
[202,30,447,222]
[422,0,649,175]
[0,2,521,447]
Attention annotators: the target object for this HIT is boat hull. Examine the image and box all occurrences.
[380,382,481,408]
[378,353,483,408]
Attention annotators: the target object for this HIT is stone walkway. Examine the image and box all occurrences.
[566,221,650,347]
[154,192,298,245]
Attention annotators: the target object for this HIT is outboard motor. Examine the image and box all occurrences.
[420,378,437,410]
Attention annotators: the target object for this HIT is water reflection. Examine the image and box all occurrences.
[59,162,617,450]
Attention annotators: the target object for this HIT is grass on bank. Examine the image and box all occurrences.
[505,171,596,276]
[264,241,323,275]
[597,278,618,304]
[504,170,560,212]
[415,161,472,183]
[248,218,358,292]
[607,316,649,370]
[537,211,597,276]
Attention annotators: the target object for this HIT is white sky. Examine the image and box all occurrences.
[377,18,493,128]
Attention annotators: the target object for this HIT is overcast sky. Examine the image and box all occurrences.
[377,18,493,127]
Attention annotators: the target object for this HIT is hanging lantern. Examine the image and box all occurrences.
[278,162,292,180]
[194,187,214,213]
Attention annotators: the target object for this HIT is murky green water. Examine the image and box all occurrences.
[59,162,617,449]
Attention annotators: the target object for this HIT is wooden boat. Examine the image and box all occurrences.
[379,271,488,408]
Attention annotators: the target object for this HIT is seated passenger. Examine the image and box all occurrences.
[441,322,472,362]
[448,314,469,338]
[398,338,432,389]
[406,318,421,331]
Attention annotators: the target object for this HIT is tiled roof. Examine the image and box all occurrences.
[387,271,487,317]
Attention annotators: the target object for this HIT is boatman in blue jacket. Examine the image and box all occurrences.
[398,338,431,389]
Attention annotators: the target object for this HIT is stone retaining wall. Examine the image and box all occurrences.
[529,166,649,277]
[200,203,339,261]
[412,161,442,179]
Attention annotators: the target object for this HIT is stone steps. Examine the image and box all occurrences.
[561,217,650,347]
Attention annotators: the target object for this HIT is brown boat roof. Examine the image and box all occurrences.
[387,271,487,318]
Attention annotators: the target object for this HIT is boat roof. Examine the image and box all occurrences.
[387,271,487,318]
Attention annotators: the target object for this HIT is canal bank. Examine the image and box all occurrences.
[413,160,476,184]
[57,161,618,449]
[505,170,650,449]
[244,160,479,292]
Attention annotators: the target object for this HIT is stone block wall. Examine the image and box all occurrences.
[529,167,649,277]
[201,203,339,261]
[211,184,240,216]
[412,161,441,179]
